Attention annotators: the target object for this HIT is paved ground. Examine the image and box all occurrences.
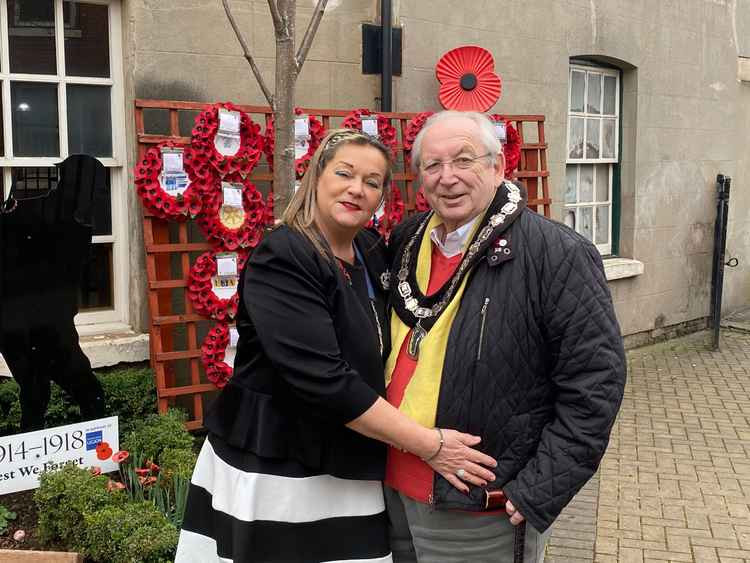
[546,329,750,563]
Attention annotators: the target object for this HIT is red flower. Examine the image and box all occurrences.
[89,466,102,476]
[106,479,126,492]
[150,462,161,474]
[341,109,398,156]
[488,114,522,177]
[135,468,150,477]
[112,450,129,464]
[138,476,158,488]
[95,442,113,461]
[201,322,235,389]
[436,46,502,112]
[415,187,430,212]
[403,112,434,168]
[375,184,405,239]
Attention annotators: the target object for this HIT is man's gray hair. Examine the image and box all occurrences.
[411,110,502,174]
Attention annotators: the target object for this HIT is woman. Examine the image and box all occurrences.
[176,129,496,563]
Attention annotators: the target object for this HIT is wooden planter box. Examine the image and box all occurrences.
[0,550,82,562]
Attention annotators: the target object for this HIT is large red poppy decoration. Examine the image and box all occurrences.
[341,108,398,155]
[436,46,502,112]
[201,323,235,389]
[134,141,211,221]
[402,111,434,168]
[489,114,522,177]
[190,102,264,177]
[263,108,325,178]
[187,249,249,321]
[196,173,266,251]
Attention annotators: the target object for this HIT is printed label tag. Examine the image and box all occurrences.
[216,253,238,277]
[222,183,243,208]
[294,116,310,138]
[361,116,379,137]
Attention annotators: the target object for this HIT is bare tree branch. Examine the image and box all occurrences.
[296,0,329,71]
[222,0,275,108]
[266,0,283,31]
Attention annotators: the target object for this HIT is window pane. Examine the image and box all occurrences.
[78,243,113,311]
[0,85,4,157]
[565,166,577,203]
[568,117,584,159]
[595,164,609,202]
[11,82,59,157]
[64,3,110,78]
[564,208,576,231]
[92,168,111,236]
[570,70,585,112]
[603,75,617,115]
[595,205,610,245]
[67,85,112,156]
[585,118,600,159]
[602,118,616,159]
[580,206,593,241]
[7,0,57,74]
[579,164,593,202]
[587,72,601,114]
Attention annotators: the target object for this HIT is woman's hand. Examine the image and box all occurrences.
[424,428,497,494]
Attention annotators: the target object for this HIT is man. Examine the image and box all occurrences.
[384,111,626,562]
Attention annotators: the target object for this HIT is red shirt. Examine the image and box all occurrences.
[385,245,462,502]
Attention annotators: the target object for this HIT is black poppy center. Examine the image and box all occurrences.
[460,73,478,90]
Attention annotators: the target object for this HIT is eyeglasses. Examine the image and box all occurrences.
[420,153,493,176]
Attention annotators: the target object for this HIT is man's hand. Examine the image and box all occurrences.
[505,499,525,526]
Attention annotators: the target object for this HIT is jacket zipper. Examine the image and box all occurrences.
[477,297,490,361]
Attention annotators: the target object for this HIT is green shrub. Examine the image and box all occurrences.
[34,463,125,551]
[83,502,178,563]
[160,447,198,483]
[0,504,16,534]
[0,364,156,438]
[121,409,193,464]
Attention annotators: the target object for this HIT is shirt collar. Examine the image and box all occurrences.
[430,215,480,258]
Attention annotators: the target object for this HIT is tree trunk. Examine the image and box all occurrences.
[272,0,298,217]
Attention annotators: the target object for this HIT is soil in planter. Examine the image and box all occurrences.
[0,489,55,551]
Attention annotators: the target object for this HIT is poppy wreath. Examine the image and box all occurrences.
[489,114,522,177]
[263,108,325,178]
[133,141,210,221]
[402,111,434,168]
[190,102,264,177]
[187,249,249,321]
[201,322,234,389]
[262,191,275,227]
[415,187,431,212]
[369,183,405,239]
[196,173,266,250]
[341,108,398,156]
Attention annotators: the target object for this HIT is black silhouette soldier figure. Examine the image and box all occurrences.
[0,154,106,432]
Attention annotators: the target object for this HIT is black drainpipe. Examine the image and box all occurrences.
[380,0,392,111]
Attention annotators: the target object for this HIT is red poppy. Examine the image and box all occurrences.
[436,46,502,112]
[187,250,249,321]
[95,442,113,461]
[106,479,126,492]
[201,322,234,389]
[149,462,161,474]
[135,468,150,477]
[89,466,102,476]
[263,108,325,178]
[138,476,158,487]
[415,187,430,212]
[112,450,129,464]
[488,114,522,177]
[403,112,434,168]
[341,109,398,156]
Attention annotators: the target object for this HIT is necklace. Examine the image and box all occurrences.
[337,254,384,357]
[393,180,524,359]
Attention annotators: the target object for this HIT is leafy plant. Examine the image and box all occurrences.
[34,463,125,551]
[0,504,17,535]
[83,501,178,563]
[121,409,193,463]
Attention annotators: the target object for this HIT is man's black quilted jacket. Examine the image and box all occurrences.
[388,189,626,533]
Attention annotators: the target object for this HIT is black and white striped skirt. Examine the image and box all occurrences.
[175,434,392,563]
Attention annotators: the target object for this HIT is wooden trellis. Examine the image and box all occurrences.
[134,99,551,430]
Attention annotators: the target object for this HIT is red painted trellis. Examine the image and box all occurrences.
[134,99,551,430]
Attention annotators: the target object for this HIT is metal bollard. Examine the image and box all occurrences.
[709,174,731,350]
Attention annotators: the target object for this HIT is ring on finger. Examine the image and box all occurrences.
[456,468,466,479]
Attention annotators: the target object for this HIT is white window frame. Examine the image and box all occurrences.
[566,63,620,256]
[0,0,128,328]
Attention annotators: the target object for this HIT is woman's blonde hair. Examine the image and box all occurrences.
[281,128,393,260]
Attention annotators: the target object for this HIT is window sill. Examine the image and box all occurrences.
[0,328,149,377]
[604,257,644,281]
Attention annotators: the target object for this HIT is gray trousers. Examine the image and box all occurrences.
[385,486,550,563]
